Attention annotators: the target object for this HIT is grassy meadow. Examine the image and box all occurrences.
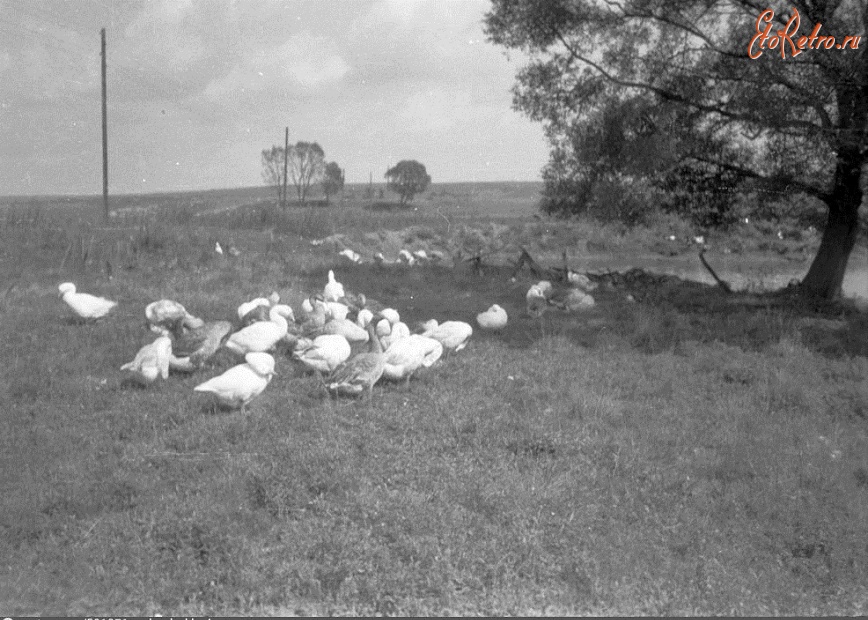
[2,182,868,615]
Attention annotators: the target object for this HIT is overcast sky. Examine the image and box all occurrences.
[0,0,550,196]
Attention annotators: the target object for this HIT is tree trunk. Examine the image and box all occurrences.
[800,146,863,299]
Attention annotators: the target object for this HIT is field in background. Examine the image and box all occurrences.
[1,183,868,615]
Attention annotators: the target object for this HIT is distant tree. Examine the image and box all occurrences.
[322,162,345,204]
[288,141,326,204]
[385,160,431,205]
[261,146,288,206]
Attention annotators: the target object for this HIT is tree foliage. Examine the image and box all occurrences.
[288,141,326,204]
[385,160,432,205]
[485,0,867,299]
[322,161,345,204]
[261,146,288,206]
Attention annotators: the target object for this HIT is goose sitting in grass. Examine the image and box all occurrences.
[224,304,293,356]
[323,269,345,302]
[476,304,508,331]
[237,291,281,327]
[299,294,329,330]
[167,319,233,372]
[145,299,204,335]
[323,299,350,321]
[373,252,399,266]
[338,248,362,264]
[293,334,352,374]
[420,319,473,354]
[58,282,117,321]
[193,352,276,412]
[398,249,416,266]
[327,320,385,398]
[313,317,370,345]
[526,283,549,318]
[120,335,173,386]
[382,334,443,383]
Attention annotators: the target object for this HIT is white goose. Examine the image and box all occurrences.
[58,282,117,320]
[382,334,443,383]
[398,249,416,266]
[420,319,473,354]
[316,318,370,344]
[476,304,508,331]
[120,335,173,386]
[379,319,411,350]
[145,299,204,335]
[193,352,276,411]
[237,291,281,327]
[323,269,345,302]
[293,334,352,374]
[356,308,375,329]
[224,304,293,356]
[338,248,362,264]
[526,283,549,318]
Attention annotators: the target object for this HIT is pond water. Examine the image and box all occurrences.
[578,251,868,300]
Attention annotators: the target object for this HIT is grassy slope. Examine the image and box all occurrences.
[1,185,868,615]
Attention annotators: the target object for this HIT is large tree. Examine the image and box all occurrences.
[288,141,326,204]
[385,160,432,205]
[261,145,288,206]
[485,0,867,299]
[322,161,345,204]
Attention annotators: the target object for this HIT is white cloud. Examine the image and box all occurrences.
[399,86,471,133]
[202,31,349,99]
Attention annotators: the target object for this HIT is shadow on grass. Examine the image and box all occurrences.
[312,260,868,359]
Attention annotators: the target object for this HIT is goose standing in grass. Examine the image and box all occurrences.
[379,319,411,350]
[323,269,345,302]
[224,304,293,356]
[355,308,375,330]
[120,335,173,386]
[168,319,234,372]
[58,282,117,321]
[476,304,508,331]
[327,320,385,398]
[145,299,203,335]
[293,334,352,374]
[193,352,276,412]
[420,319,473,354]
[382,334,443,383]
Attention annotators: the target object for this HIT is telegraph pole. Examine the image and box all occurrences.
[101,28,109,220]
[282,127,289,209]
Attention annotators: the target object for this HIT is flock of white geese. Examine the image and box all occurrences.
[57,271,509,411]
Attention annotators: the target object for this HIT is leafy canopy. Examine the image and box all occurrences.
[385,160,432,205]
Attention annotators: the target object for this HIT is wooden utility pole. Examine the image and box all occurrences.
[101,27,109,220]
[282,127,289,209]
